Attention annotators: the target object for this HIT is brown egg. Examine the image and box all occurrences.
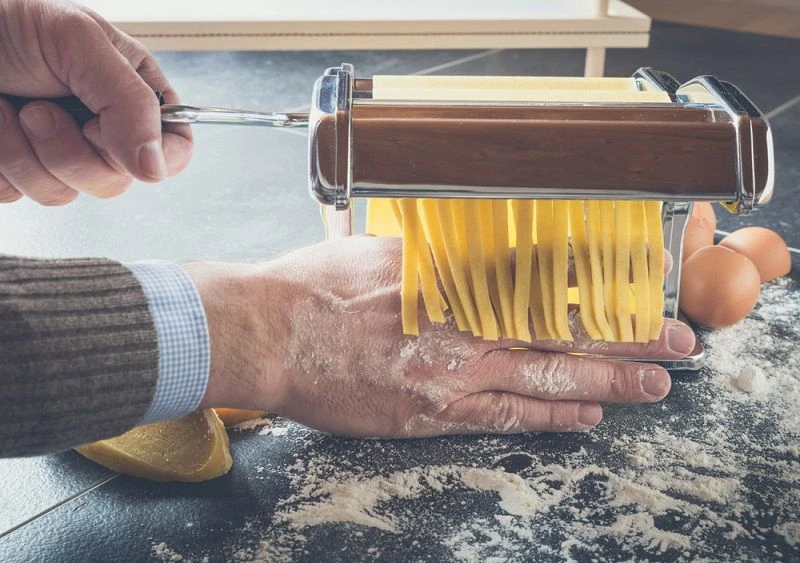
[682,215,715,262]
[680,246,761,328]
[719,227,791,282]
[692,202,717,232]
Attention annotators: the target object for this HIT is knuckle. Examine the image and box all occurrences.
[546,401,560,431]
[609,366,640,399]
[486,393,524,433]
[2,154,35,177]
[543,401,583,432]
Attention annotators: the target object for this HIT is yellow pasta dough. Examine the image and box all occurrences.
[76,409,232,482]
[366,196,665,344]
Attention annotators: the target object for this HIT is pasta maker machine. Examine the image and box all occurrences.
[302,64,774,371]
[2,64,774,371]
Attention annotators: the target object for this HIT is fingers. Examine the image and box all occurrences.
[477,349,671,403]
[53,14,168,182]
[0,174,22,203]
[18,102,133,198]
[127,54,193,177]
[404,391,603,437]
[77,13,193,178]
[0,99,77,205]
[82,120,127,175]
[500,316,696,359]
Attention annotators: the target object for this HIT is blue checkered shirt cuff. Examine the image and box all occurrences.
[127,261,210,424]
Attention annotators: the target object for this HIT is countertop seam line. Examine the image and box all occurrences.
[0,473,118,540]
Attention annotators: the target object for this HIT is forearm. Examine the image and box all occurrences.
[0,254,158,457]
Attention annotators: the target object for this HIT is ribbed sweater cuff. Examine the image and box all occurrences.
[0,255,159,457]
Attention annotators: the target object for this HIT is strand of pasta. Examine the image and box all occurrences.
[512,200,535,343]
[646,201,666,340]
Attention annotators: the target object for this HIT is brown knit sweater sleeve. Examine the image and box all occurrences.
[0,255,158,457]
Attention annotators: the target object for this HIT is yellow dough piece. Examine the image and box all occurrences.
[479,200,506,338]
[646,201,666,340]
[585,201,616,340]
[552,201,573,341]
[437,199,483,336]
[373,75,639,93]
[408,200,447,324]
[420,200,469,331]
[535,200,557,340]
[462,199,499,340]
[365,198,402,236]
[75,409,232,482]
[399,199,421,335]
[599,201,621,340]
[492,200,515,339]
[214,408,266,427]
[370,87,671,103]
[512,200,534,342]
[567,200,602,340]
[630,201,651,343]
[614,201,635,342]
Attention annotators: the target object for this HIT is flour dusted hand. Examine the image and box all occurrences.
[187,236,696,437]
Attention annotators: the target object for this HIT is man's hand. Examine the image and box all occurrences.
[0,0,192,205]
[187,236,696,437]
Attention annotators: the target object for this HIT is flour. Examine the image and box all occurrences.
[198,279,798,562]
[520,359,577,396]
[733,365,767,393]
[775,522,800,546]
[232,417,274,432]
[258,425,288,436]
[152,542,191,562]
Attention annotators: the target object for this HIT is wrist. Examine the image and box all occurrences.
[183,261,288,413]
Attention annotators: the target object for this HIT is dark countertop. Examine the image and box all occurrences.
[1,22,798,563]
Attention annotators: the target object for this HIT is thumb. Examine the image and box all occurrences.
[56,16,166,182]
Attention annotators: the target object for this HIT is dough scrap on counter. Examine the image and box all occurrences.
[75,409,232,482]
[214,408,267,427]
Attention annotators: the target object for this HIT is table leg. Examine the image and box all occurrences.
[585,0,610,77]
[584,47,607,77]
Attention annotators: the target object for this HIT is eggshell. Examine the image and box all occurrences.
[719,227,791,282]
[682,215,715,262]
[692,202,717,232]
[680,246,761,328]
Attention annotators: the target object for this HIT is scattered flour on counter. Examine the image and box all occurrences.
[775,522,800,546]
[232,417,274,432]
[220,279,799,562]
[152,542,195,562]
[258,425,288,437]
[152,543,209,563]
[733,365,767,393]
